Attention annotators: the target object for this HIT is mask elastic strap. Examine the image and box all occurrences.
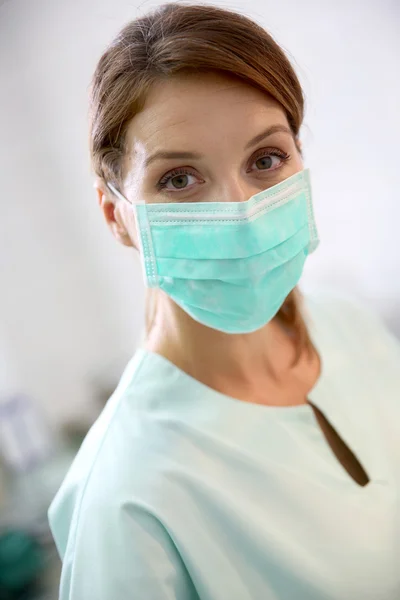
[106,181,154,284]
[107,182,132,205]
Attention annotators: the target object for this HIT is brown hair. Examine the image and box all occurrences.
[89,3,312,360]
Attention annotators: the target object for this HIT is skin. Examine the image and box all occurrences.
[95,72,321,408]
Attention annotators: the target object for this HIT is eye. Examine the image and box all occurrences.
[249,149,290,173]
[255,154,280,170]
[157,168,201,192]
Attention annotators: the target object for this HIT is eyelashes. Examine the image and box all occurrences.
[250,147,290,166]
[156,147,291,193]
[157,167,198,191]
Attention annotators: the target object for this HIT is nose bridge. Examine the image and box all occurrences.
[217,174,256,204]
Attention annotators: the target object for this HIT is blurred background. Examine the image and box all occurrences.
[0,0,399,597]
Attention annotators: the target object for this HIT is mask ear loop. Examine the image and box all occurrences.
[106,182,157,287]
[106,182,133,205]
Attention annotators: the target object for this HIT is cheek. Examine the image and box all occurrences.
[114,201,140,249]
[127,210,140,249]
[121,168,147,247]
[294,145,304,166]
[288,150,303,175]
[122,148,148,202]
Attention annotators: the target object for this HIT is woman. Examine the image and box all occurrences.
[49,4,400,599]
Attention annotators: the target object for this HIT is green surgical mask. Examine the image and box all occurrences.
[107,169,319,334]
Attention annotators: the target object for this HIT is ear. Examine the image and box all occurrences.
[295,138,303,154]
[94,182,133,247]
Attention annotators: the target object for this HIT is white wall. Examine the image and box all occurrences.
[0,0,399,425]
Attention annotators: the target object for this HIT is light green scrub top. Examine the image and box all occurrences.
[49,294,400,599]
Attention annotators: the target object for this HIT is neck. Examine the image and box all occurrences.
[145,291,307,406]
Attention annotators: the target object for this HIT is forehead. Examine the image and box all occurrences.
[125,73,288,153]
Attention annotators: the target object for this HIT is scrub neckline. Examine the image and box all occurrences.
[135,345,323,419]
[136,297,328,418]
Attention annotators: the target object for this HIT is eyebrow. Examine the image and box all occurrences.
[244,124,293,149]
[144,124,293,168]
[145,150,202,168]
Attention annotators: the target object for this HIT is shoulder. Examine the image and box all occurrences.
[48,350,199,597]
[50,458,192,599]
[51,475,196,600]
[48,349,186,559]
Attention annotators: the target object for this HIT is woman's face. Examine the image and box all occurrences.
[99,72,303,246]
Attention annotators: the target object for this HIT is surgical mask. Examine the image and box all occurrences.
[107,169,319,334]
